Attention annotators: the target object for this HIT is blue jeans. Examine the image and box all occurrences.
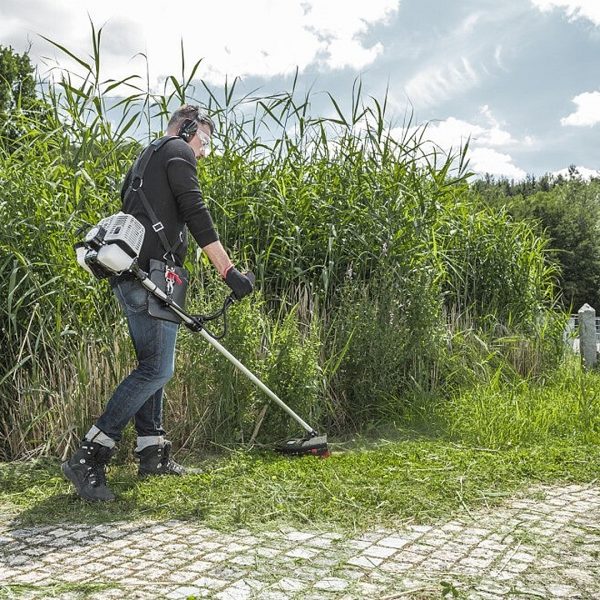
[95,278,179,441]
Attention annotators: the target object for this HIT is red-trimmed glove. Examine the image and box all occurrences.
[225,267,254,300]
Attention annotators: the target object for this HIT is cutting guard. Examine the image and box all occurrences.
[275,435,330,457]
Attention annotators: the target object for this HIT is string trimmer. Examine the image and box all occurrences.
[75,212,330,458]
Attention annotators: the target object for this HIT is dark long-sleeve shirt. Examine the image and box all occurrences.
[120,136,218,271]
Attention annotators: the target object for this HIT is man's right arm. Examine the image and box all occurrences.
[202,240,254,300]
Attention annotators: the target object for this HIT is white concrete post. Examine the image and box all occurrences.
[578,303,597,369]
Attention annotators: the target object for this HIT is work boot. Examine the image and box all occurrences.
[61,441,116,502]
[136,440,186,477]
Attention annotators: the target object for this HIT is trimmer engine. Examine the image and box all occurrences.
[75,213,145,279]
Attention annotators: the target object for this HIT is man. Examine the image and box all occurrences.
[62,105,253,502]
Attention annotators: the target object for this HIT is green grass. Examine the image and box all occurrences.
[2,360,598,532]
[428,358,600,449]
[2,360,599,532]
[1,434,598,532]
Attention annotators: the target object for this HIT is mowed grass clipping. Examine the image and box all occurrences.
[1,437,598,531]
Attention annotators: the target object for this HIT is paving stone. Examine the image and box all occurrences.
[561,567,596,585]
[223,542,249,553]
[284,531,314,542]
[418,535,448,548]
[314,577,349,591]
[355,581,384,596]
[106,539,132,550]
[504,560,531,574]
[424,558,454,572]
[471,591,504,600]
[237,535,261,547]
[441,522,464,533]
[339,568,364,581]
[405,542,436,555]
[378,535,411,549]
[208,565,248,580]
[237,578,265,591]
[397,551,426,564]
[347,554,384,568]
[163,569,197,584]
[408,524,433,534]
[162,556,189,569]
[494,570,519,581]
[474,583,511,596]
[379,560,413,573]
[166,587,209,599]
[304,536,333,548]
[546,583,579,597]
[511,583,551,597]
[362,544,397,558]
[101,528,128,540]
[10,569,50,583]
[0,484,598,599]
[512,551,535,562]
[461,555,495,568]
[254,546,279,558]
[228,554,255,566]
[345,539,371,550]
[192,575,230,589]
[356,531,385,542]
[69,530,92,541]
[215,586,252,600]
[203,551,229,562]
[284,546,317,559]
[257,592,290,600]
[320,532,344,540]
[277,577,306,592]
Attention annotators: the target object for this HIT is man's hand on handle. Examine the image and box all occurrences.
[225,267,254,300]
[200,240,255,301]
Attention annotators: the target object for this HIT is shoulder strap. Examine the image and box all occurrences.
[124,137,183,263]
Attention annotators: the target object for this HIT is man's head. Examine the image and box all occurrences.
[167,104,215,158]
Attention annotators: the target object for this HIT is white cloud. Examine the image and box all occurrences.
[552,165,600,180]
[399,8,524,109]
[531,0,600,26]
[561,91,600,126]
[415,107,516,151]
[458,13,481,35]
[323,39,384,70]
[422,114,526,178]
[404,57,479,107]
[302,0,397,69]
[390,106,529,178]
[0,0,400,87]
[468,148,526,179]
[494,45,507,71]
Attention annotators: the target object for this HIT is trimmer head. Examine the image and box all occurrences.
[275,434,330,458]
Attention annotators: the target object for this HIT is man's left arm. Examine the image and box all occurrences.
[167,154,253,298]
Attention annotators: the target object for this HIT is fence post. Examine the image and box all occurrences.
[578,303,597,369]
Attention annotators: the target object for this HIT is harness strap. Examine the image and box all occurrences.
[124,136,183,263]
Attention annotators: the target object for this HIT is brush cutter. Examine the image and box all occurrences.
[75,212,329,458]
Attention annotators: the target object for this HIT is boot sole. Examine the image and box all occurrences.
[61,461,115,502]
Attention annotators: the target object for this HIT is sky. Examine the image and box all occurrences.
[1,0,599,180]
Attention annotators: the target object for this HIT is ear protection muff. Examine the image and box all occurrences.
[178,118,198,142]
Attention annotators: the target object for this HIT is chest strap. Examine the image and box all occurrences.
[125,136,182,263]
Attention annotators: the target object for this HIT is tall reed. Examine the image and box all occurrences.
[0,25,564,459]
